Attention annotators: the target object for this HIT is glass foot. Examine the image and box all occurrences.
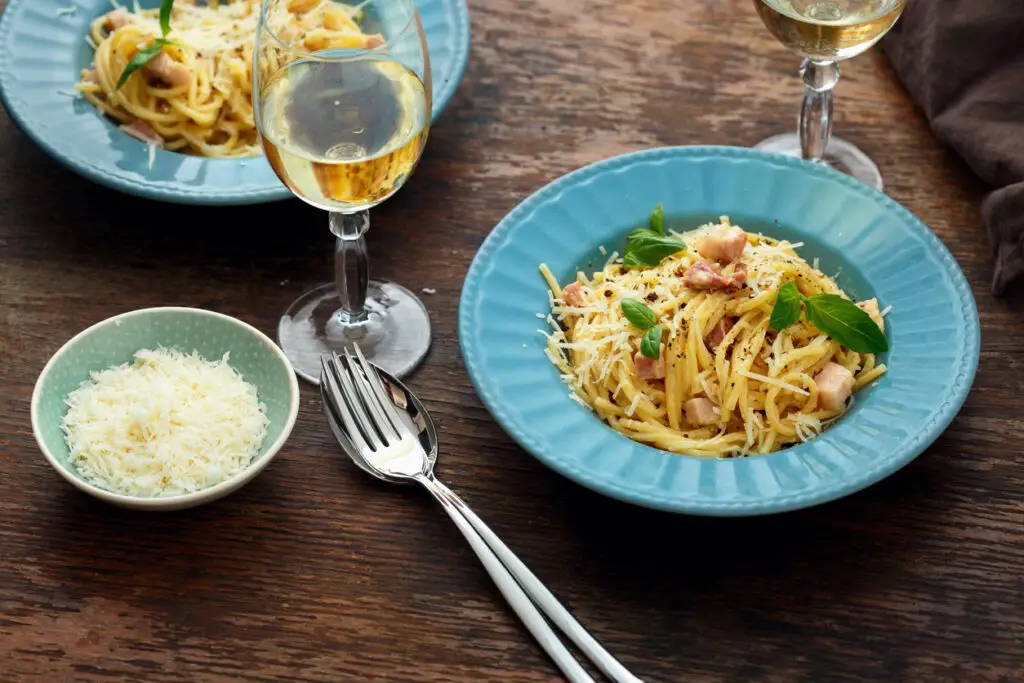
[278,280,431,384]
[754,133,883,192]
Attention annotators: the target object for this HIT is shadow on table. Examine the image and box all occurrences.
[4,130,446,272]
[554,435,954,613]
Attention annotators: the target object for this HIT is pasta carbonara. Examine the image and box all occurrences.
[539,216,889,458]
[75,0,381,158]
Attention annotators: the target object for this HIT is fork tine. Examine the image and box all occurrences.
[351,344,413,438]
[344,347,400,442]
[331,352,384,451]
[320,354,370,454]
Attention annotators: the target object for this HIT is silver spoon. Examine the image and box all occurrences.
[320,346,643,683]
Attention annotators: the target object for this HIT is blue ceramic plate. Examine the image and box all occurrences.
[459,146,980,516]
[0,0,470,205]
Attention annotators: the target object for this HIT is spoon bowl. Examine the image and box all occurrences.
[319,355,437,485]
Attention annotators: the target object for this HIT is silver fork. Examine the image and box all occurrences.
[320,347,643,683]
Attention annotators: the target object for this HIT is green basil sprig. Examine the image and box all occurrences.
[640,325,664,360]
[620,298,663,359]
[623,203,686,268]
[116,0,178,90]
[769,281,888,354]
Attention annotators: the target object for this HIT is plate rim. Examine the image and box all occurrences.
[0,0,471,205]
[458,144,981,516]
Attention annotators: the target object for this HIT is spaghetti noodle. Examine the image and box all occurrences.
[75,0,381,158]
[539,217,888,458]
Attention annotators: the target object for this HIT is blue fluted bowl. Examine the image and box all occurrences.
[459,146,980,516]
[0,0,470,204]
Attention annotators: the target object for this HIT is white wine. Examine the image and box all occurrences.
[756,0,906,61]
[258,58,429,212]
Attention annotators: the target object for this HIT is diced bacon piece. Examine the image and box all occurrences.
[82,69,98,85]
[365,33,385,49]
[684,398,719,427]
[562,281,584,307]
[633,351,665,380]
[705,317,736,350]
[104,8,132,30]
[683,259,747,290]
[683,260,719,289]
[729,262,748,287]
[143,51,191,87]
[814,362,855,411]
[123,119,162,144]
[696,225,748,264]
[856,298,885,332]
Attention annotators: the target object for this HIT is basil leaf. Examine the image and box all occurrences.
[116,40,166,90]
[620,298,656,329]
[627,227,660,241]
[769,280,803,332]
[648,203,665,234]
[159,0,174,38]
[803,294,889,354]
[640,325,663,360]
[623,233,687,268]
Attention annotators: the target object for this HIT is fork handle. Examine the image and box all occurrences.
[415,474,595,683]
[416,475,644,683]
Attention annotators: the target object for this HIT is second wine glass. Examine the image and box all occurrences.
[754,0,906,191]
[254,0,433,383]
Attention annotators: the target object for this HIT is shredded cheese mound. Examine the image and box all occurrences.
[61,347,270,497]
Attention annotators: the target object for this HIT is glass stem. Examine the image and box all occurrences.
[798,58,840,164]
[329,210,370,323]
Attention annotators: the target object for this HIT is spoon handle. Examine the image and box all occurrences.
[417,475,644,683]
[415,474,595,683]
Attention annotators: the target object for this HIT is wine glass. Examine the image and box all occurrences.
[753,0,906,191]
[254,0,432,383]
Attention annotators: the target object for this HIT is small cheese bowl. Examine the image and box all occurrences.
[31,307,300,511]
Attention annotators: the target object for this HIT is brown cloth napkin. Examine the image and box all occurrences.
[883,0,1024,295]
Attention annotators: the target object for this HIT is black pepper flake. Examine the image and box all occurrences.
[645,292,658,303]
[603,289,612,298]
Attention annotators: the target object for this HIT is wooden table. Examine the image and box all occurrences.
[2,1,1021,681]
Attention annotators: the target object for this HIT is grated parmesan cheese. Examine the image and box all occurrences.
[568,391,591,410]
[625,393,641,417]
[61,347,269,497]
[738,369,810,396]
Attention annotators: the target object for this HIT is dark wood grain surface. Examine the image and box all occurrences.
[1,1,1022,681]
